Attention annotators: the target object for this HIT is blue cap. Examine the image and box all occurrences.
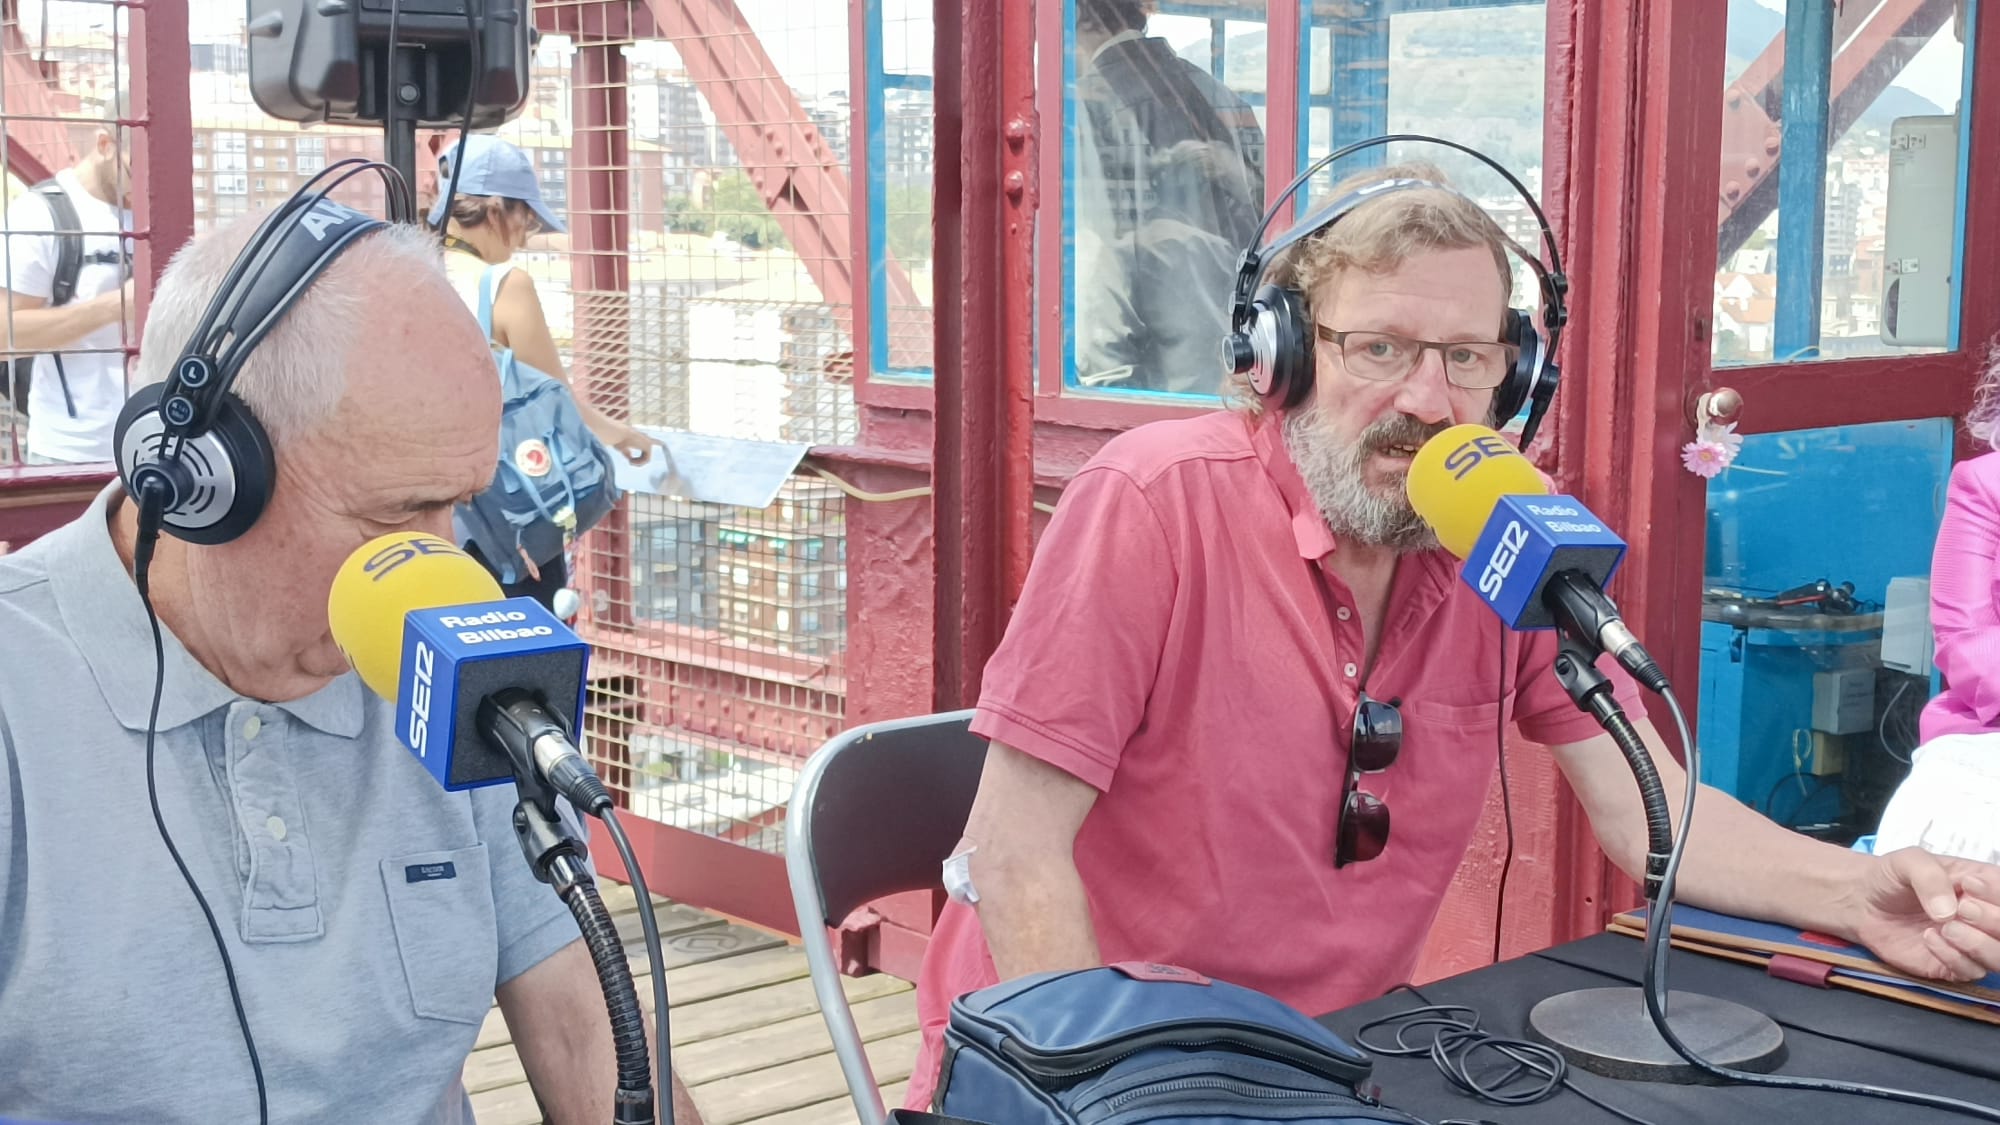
[428,134,566,234]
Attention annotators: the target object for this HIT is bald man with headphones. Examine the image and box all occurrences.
[0,194,704,1123]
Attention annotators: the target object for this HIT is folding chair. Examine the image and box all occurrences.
[784,709,988,1125]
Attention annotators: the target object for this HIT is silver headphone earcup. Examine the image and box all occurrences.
[114,385,276,546]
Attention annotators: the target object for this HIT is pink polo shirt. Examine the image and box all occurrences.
[904,408,1643,1109]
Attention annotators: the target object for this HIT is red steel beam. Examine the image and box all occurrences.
[1717,0,1955,256]
[570,37,638,634]
[0,466,106,545]
[632,0,921,319]
[1565,0,1729,929]
[930,0,1035,709]
[534,0,660,40]
[130,0,194,298]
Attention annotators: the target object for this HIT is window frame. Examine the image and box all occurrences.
[1685,0,1998,442]
[852,0,1302,427]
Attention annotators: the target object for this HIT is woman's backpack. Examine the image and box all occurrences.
[453,262,621,585]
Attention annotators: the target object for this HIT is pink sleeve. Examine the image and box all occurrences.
[1930,457,2000,724]
[970,465,1177,791]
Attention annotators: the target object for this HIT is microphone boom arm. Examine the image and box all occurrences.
[1546,571,1670,694]
[507,760,657,1125]
[1550,638,1671,899]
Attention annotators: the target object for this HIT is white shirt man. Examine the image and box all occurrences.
[3,132,136,464]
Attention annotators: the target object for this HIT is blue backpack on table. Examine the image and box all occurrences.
[453,262,621,585]
[908,962,1430,1125]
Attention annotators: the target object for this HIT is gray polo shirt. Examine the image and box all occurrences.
[0,486,584,1124]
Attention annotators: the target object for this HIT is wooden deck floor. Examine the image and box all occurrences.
[466,882,920,1125]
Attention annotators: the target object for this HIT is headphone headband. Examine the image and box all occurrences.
[161,201,388,442]
[1223,134,1569,448]
[160,160,413,447]
[1237,133,1566,318]
[118,158,416,545]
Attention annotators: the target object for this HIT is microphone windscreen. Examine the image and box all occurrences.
[328,532,503,702]
[1406,423,1550,559]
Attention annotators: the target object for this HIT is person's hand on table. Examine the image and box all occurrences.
[1844,847,2000,982]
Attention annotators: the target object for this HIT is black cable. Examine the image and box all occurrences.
[1645,688,2000,1123]
[1356,985,1662,1125]
[558,873,654,1125]
[386,0,403,192]
[1493,621,1513,967]
[602,806,674,1125]
[431,0,481,234]
[134,481,269,1125]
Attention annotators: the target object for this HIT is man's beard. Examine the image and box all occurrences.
[1283,405,1450,552]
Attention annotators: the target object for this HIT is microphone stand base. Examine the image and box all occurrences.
[1526,987,1786,1084]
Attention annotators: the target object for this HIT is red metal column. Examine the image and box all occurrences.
[129,0,193,310]
[570,36,635,636]
[931,0,1037,711]
[1264,0,1301,206]
[1554,0,1726,932]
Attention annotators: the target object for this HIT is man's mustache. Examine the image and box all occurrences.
[1357,415,1449,455]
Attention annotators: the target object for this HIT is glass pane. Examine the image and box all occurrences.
[1698,419,1950,841]
[868,0,937,380]
[1301,3,1547,194]
[1714,0,1974,365]
[1063,0,1269,398]
[1296,3,1550,429]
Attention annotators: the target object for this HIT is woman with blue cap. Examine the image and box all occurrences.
[432,133,654,607]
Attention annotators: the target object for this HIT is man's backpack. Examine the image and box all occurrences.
[5,179,85,419]
[924,963,1430,1125]
[453,262,621,586]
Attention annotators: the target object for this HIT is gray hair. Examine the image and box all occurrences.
[134,214,447,443]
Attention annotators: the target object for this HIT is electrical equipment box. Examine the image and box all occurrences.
[1813,667,1877,735]
[1882,115,1959,348]
[1881,575,1934,674]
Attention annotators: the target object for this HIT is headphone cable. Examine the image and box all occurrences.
[133,479,270,1125]
[1493,620,1514,967]
[430,0,481,235]
[1639,688,2000,1122]
[1356,985,1661,1125]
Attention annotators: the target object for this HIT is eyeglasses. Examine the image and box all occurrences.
[1316,325,1520,391]
[1335,691,1403,868]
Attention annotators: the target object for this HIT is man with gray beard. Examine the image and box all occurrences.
[902,163,2000,1109]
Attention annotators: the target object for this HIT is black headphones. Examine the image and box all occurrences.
[1222,134,1570,447]
[114,162,415,544]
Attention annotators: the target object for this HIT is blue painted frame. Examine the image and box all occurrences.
[1948,0,1982,351]
[1770,0,1981,361]
[1775,0,1833,360]
[865,0,937,381]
